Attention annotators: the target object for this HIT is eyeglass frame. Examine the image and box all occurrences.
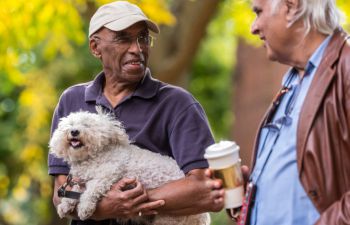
[258,67,315,159]
[91,33,155,50]
[263,64,314,129]
[262,85,291,127]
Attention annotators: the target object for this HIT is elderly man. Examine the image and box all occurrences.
[48,1,224,224]
[244,0,350,224]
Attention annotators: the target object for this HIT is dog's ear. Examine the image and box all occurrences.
[114,124,130,146]
[107,118,130,146]
[95,105,106,115]
[49,144,69,161]
[49,130,69,161]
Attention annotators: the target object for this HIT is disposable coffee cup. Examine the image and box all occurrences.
[204,141,244,209]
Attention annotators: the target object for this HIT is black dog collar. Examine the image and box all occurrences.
[57,174,82,200]
[58,186,81,199]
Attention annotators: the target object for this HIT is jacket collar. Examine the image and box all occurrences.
[297,28,349,172]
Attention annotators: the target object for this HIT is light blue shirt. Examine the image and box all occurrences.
[250,36,331,225]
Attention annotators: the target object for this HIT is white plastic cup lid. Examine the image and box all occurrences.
[204,140,240,159]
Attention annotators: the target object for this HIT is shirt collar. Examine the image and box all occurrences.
[84,68,160,103]
[308,35,332,70]
[283,35,332,85]
[132,68,160,99]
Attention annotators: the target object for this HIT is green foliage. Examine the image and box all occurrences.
[210,211,232,225]
[228,0,260,45]
[189,0,237,140]
[338,0,350,30]
[0,1,86,224]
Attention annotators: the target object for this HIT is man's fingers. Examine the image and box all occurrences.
[241,165,250,183]
[214,196,224,205]
[131,188,149,205]
[135,200,165,216]
[212,188,225,198]
[138,210,158,216]
[204,168,213,178]
[124,181,147,199]
[113,177,137,191]
[112,180,148,206]
[206,176,223,190]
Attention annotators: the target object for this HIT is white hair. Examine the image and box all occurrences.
[271,0,343,35]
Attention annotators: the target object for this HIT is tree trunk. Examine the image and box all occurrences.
[149,0,221,86]
[232,39,288,166]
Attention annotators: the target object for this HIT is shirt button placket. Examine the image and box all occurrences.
[114,108,121,118]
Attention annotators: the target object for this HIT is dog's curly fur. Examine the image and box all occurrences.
[49,109,210,225]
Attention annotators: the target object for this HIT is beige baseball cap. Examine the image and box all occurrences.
[88,1,160,37]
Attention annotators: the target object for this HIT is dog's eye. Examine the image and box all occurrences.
[80,122,91,128]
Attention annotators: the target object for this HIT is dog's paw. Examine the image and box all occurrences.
[57,208,65,218]
[77,204,94,221]
[57,204,71,218]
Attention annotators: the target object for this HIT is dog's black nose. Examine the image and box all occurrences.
[70,130,80,137]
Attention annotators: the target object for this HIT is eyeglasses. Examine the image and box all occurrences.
[257,85,291,157]
[93,34,154,49]
[263,63,314,129]
[263,85,290,127]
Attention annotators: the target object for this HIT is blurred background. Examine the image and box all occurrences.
[0,0,349,224]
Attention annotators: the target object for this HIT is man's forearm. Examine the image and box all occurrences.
[53,175,68,208]
[147,169,224,216]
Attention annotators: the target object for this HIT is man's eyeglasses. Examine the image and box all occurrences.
[263,64,314,129]
[93,34,154,49]
[258,85,291,157]
[263,86,290,127]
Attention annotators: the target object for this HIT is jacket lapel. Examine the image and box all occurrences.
[296,29,348,172]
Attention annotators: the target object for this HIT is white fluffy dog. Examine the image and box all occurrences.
[49,109,210,225]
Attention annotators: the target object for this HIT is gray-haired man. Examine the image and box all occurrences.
[246,0,350,224]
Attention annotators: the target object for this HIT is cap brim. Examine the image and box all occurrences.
[104,15,159,34]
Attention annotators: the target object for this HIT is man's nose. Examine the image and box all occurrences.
[128,38,142,52]
[250,20,259,35]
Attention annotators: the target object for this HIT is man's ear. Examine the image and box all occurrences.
[89,37,101,59]
[285,0,299,22]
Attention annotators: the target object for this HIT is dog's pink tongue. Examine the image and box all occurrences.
[71,140,81,147]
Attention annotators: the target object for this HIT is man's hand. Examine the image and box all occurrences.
[241,165,250,186]
[147,169,225,215]
[92,177,165,220]
[53,176,165,220]
[206,165,250,187]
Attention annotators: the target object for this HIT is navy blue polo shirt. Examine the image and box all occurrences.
[48,68,214,175]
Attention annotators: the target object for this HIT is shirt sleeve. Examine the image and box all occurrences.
[169,102,214,174]
[47,97,70,176]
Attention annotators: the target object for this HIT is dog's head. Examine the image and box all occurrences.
[49,110,130,163]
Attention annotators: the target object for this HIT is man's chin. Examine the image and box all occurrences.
[268,56,278,62]
[266,51,278,62]
[125,72,145,83]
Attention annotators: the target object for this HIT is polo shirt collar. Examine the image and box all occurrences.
[133,68,160,99]
[84,68,160,103]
